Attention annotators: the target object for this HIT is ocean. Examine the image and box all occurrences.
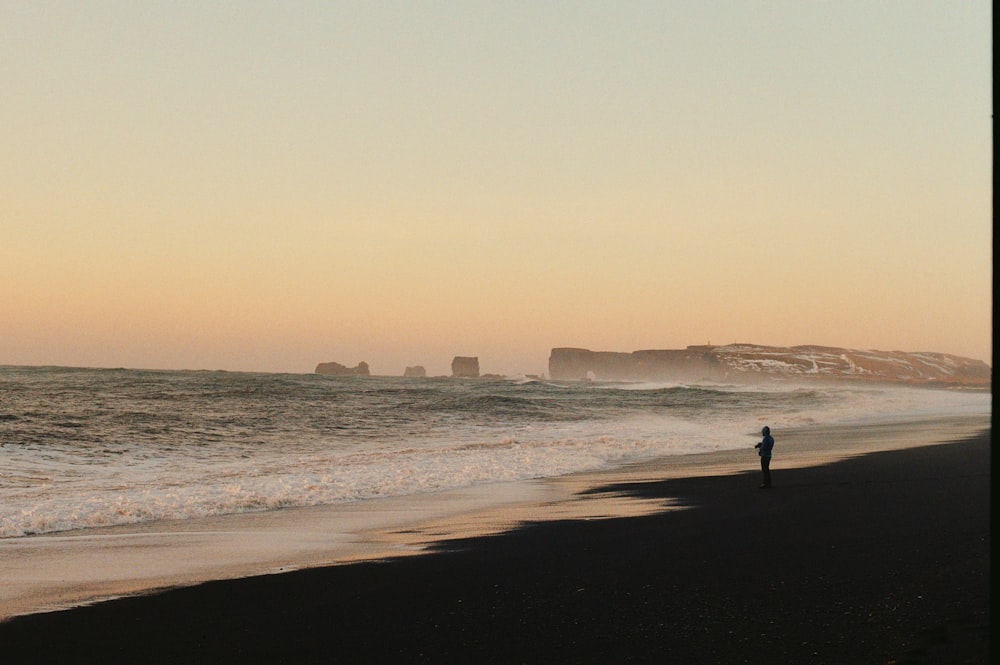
[0,366,990,540]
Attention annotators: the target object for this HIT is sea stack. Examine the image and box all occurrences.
[451,357,479,378]
[403,366,427,378]
[315,361,370,377]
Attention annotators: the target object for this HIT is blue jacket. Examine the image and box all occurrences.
[758,434,774,458]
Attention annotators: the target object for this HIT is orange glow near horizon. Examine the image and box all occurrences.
[1,3,992,376]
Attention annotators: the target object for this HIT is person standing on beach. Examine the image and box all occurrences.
[755,426,774,488]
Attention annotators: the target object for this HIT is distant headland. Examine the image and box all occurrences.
[316,344,990,388]
[548,344,990,388]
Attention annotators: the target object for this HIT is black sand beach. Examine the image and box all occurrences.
[1,429,990,664]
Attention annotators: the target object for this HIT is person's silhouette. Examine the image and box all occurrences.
[754,426,774,488]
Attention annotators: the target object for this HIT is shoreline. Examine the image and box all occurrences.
[0,414,988,625]
[0,416,989,663]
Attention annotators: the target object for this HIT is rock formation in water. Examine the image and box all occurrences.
[451,356,480,378]
[315,361,370,377]
[403,366,427,378]
[548,345,991,387]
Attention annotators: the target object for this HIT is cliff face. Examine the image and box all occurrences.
[548,348,725,382]
[548,345,991,387]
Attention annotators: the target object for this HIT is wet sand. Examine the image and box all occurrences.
[0,416,990,663]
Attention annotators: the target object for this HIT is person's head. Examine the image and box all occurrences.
[761,426,770,436]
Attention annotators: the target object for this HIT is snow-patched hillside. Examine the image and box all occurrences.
[707,344,990,385]
[548,345,990,387]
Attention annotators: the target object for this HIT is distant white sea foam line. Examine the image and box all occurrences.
[0,433,648,538]
[0,416,740,539]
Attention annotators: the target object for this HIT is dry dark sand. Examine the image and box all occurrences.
[1,428,990,664]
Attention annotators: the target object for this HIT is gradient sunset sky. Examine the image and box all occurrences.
[2,2,992,376]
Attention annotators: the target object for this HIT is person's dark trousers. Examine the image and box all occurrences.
[760,456,771,488]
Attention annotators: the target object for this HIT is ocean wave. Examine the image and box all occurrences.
[0,367,989,538]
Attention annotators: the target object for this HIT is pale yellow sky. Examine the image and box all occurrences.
[1,2,992,376]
